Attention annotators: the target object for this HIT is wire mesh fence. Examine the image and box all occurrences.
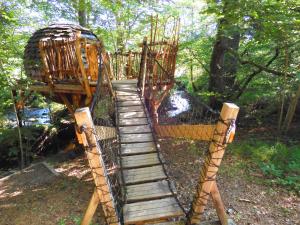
[156,89,220,125]
[77,84,123,224]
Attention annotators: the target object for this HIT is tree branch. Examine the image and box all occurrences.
[186,47,210,74]
[227,48,295,77]
[231,48,280,99]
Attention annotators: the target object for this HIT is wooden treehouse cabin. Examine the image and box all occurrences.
[24,20,239,225]
[24,24,103,114]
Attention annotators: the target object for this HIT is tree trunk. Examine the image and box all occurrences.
[282,83,300,133]
[78,0,87,27]
[208,1,240,108]
[11,90,24,170]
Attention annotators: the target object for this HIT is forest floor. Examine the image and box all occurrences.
[159,137,300,225]
[0,131,299,225]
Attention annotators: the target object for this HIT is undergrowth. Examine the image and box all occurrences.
[228,140,300,193]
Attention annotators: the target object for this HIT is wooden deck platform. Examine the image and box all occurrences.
[113,80,184,224]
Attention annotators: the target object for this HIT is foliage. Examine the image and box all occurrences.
[0,126,46,168]
[229,140,300,192]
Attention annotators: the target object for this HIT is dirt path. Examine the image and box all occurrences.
[0,154,104,225]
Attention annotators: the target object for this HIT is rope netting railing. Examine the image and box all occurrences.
[153,91,221,141]
[149,98,239,224]
[75,83,123,225]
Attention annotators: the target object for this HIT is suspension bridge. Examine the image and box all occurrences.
[21,18,239,225]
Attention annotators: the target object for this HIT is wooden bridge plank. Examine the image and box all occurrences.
[121,153,160,169]
[123,165,167,185]
[120,133,153,143]
[123,197,184,224]
[117,100,142,107]
[121,142,157,156]
[115,87,137,92]
[119,118,149,126]
[119,125,151,134]
[118,111,146,119]
[118,105,144,113]
[146,222,181,225]
[117,95,141,102]
[112,79,137,85]
[116,91,139,96]
[126,180,174,203]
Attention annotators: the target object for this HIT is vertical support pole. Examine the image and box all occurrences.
[75,32,93,105]
[187,103,239,225]
[74,107,119,225]
[138,37,148,97]
[81,189,99,225]
[102,51,115,98]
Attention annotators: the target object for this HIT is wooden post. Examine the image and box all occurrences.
[211,181,227,225]
[138,37,148,96]
[81,189,100,225]
[75,33,93,105]
[102,51,115,98]
[187,103,239,225]
[74,107,119,225]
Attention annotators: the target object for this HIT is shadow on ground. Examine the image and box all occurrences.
[0,155,105,225]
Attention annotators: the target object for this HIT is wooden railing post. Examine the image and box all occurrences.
[187,103,239,225]
[138,37,148,96]
[74,107,119,225]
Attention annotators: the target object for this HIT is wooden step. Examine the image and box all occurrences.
[122,153,160,169]
[119,125,151,134]
[117,95,141,102]
[126,180,174,203]
[120,133,153,143]
[118,105,144,113]
[121,142,157,156]
[112,79,137,85]
[118,111,146,119]
[123,197,184,224]
[114,87,137,92]
[117,100,142,107]
[116,90,139,96]
[146,222,181,225]
[123,165,167,185]
[119,118,148,126]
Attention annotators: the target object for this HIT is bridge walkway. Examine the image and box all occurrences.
[112,80,184,225]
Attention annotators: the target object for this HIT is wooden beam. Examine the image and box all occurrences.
[81,189,99,225]
[29,83,95,94]
[154,124,216,141]
[74,107,119,225]
[75,33,93,105]
[187,103,239,225]
[102,51,115,98]
[59,94,75,115]
[210,182,228,225]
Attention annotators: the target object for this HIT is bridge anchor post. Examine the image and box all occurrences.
[74,107,119,225]
[187,103,239,225]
